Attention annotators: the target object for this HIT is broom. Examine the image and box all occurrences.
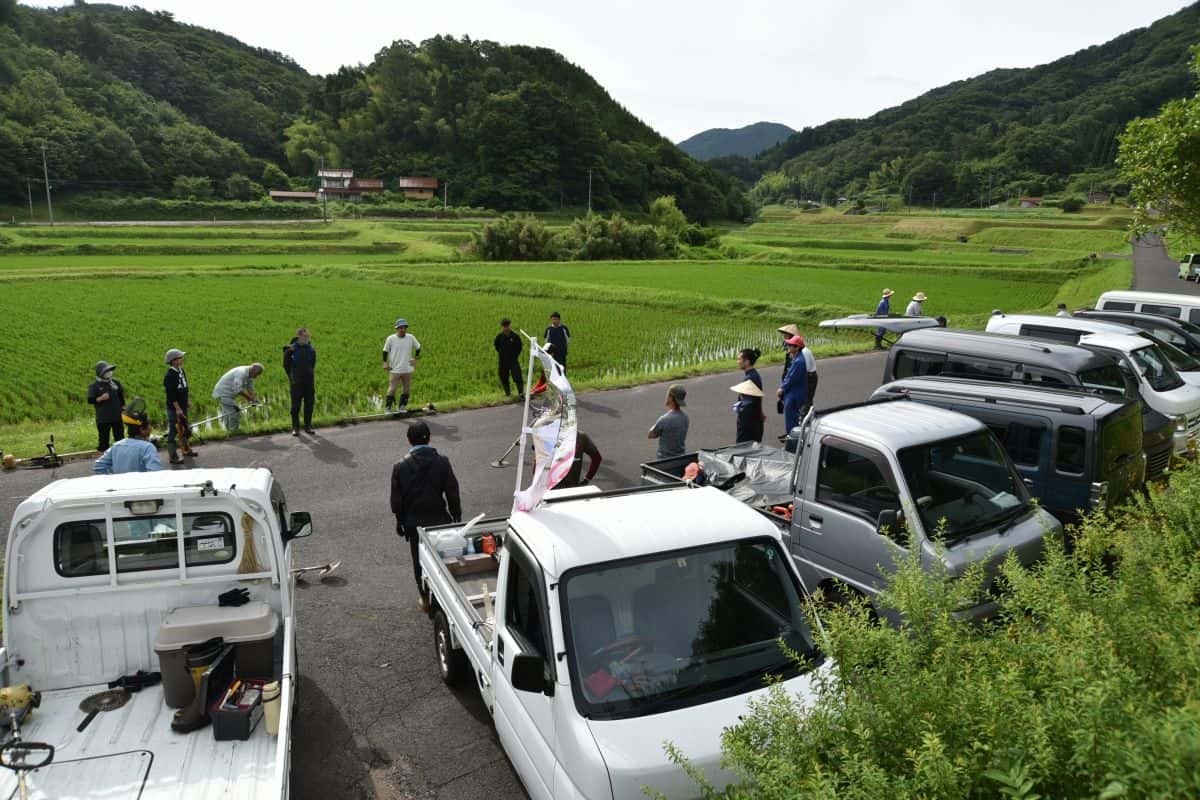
[238,512,266,574]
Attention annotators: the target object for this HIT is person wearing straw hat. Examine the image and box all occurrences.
[905,291,927,317]
[163,348,196,465]
[777,335,809,444]
[87,360,125,453]
[873,288,894,349]
[731,377,765,443]
[775,324,800,413]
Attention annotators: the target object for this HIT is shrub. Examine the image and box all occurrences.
[172,176,213,200]
[680,224,721,247]
[674,464,1200,799]
[471,214,559,261]
[556,213,677,260]
[649,195,688,237]
[1060,196,1085,213]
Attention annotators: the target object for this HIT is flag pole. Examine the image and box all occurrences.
[513,331,538,500]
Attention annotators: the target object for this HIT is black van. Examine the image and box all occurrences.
[869,377,1146,521]
[882,328,1175,481]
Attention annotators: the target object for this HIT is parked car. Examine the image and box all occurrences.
[869,377,1146,522]
[1177,253,1200,281]
[1,468,312,799]
[1074,309,1200,359]
[1095,290,1200,325]
[419,484,828,800]
[641,399,1061,625]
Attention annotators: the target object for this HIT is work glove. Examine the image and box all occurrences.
[218,587,250,607]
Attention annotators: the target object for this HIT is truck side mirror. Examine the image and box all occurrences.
[285,511,313,543]
[511,653,554,696]
[877,509,907,547]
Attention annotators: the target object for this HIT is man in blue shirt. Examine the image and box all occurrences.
[777,336,809,448]
[93,410,163,474]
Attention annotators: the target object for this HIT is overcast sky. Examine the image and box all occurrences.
[22,0,1197,142]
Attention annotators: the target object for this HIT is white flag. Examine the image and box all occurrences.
[513,339,577,513]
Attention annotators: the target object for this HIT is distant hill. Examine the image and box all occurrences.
[0,4,747,219]
[744,2,1200,206]
[678,122,795,160]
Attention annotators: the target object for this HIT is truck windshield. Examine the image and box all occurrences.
[898,430,1030,541]
[561,538,821,721]
[1129,344,1184,392]
[1136,333,1200,372]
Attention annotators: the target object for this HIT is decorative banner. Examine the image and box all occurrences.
[513,339,577,513]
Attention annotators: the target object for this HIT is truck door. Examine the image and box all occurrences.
[492,539,557,800]
[792,436,906,599]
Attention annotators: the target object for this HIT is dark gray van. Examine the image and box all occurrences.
[869,377,1146,522]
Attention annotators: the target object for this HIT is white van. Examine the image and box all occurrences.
[1095,291,1200,325]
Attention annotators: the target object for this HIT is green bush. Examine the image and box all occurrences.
[650,195,689,237]
[557,213,677,260]
[1060,196,1086,213]
[674,464,1200,799]
[471,214,559,261]
[172,176,214,200]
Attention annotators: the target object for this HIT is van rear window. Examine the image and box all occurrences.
[1101,301,1136,311]
[54,512,237,578]
[1141,303,1182,318]
[894,350,944,378]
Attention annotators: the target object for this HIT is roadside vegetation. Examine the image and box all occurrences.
[0,206,1131,455]
[674,462,1200,799]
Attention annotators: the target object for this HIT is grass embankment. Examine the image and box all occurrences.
[0,209,1132,456]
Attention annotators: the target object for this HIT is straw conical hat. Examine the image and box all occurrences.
[731,380,764,397]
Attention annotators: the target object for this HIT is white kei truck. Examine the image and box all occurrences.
[419,483,829,800]
[0,468,313,799]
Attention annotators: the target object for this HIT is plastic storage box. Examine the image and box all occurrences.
[155,601,279,708]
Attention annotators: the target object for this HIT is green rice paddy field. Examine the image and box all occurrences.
[0,206,1133,455]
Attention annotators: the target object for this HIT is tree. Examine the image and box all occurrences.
[649,195,688,235]
[261,162,289,188]
[1118,45,1200,237]
[225,172,255,200]
[0,0,18,28]
[172,175,212,199]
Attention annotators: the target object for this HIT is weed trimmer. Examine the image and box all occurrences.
[0,684,53,800]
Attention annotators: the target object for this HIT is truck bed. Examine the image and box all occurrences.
[641,443,797,511]
[0,682,279,800]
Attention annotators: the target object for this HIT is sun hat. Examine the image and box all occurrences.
[394,318,408,328]
[912,292,928,301]
[785,335,805,347]
[777,323,801,336]
[164,348,186,365]
[881,288,895,297]
[667,384,687,406]
[731,379,764,397]
[94,361,116,378]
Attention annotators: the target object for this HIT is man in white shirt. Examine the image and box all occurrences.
[383,318,422,411]
[905,291,927,317]
[211,363,262,433]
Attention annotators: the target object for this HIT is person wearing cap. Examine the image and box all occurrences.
[544,311,571,371]
[390,420,462,608]
[800,339,818,415]
[557,432,603,488]
[163,348,195,465]
[494,318,524,399]
[648,385,689,460]
[775,324,800,414]
[873,288,894,349]
[777,335,809,443]
[905,292,927,317]
[1056,303,1071,318]
[731,377,765,444]
[93,409,162,474]
[87,360,126,453]
[383,318,422,411]
[283,327,317,435]
[212,363,263,434]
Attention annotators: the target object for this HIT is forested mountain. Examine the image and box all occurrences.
[291,37,749,219]
[0,2,748,220]
[741,2,1200,206]
[678,122,795,160]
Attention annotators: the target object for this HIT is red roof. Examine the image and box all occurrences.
[397,177,438,189]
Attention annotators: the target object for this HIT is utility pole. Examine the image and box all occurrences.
[318,156,328,223]
[443,180,448,210]
[41,144,54,226]
[26,178,34,221]
[931,191,937,212]
[587,169,592,216]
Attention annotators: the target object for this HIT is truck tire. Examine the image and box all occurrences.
[433,610,470,687]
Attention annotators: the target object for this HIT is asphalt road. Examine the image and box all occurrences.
[1134,234,1200,294]
[0,235,1175,798]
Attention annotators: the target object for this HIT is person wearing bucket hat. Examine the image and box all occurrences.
[873,288,895,349]
[905,291,927,317]
[382,317,421,411]
[731,378,765,443]
[163,348,195,465]
[93,404,162,475]
[777,335,809,446]
[648,385,689,459]
[87,360,126,452]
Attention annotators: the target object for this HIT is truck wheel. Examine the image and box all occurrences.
[433,611,470,687]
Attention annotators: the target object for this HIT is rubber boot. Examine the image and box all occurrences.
[399,392,409,410]
[385,394,395,410]
[171,664,210,733]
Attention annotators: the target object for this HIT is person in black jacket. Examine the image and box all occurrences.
[87,360,125,452]
[494,318,524,398]
[163,348,195,465]
[390,421,462,608]
[283,327,317,435]
[544,311,571,371]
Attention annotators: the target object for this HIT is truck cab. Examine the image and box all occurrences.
[420,485,827,799]
[1,468,312,799]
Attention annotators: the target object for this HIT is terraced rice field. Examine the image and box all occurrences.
[0,207,1132,454]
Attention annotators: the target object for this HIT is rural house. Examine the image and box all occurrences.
[1019,197,1043,208]
[269,190,318,203]
[397,177,439,200]
[317,168,385,202]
